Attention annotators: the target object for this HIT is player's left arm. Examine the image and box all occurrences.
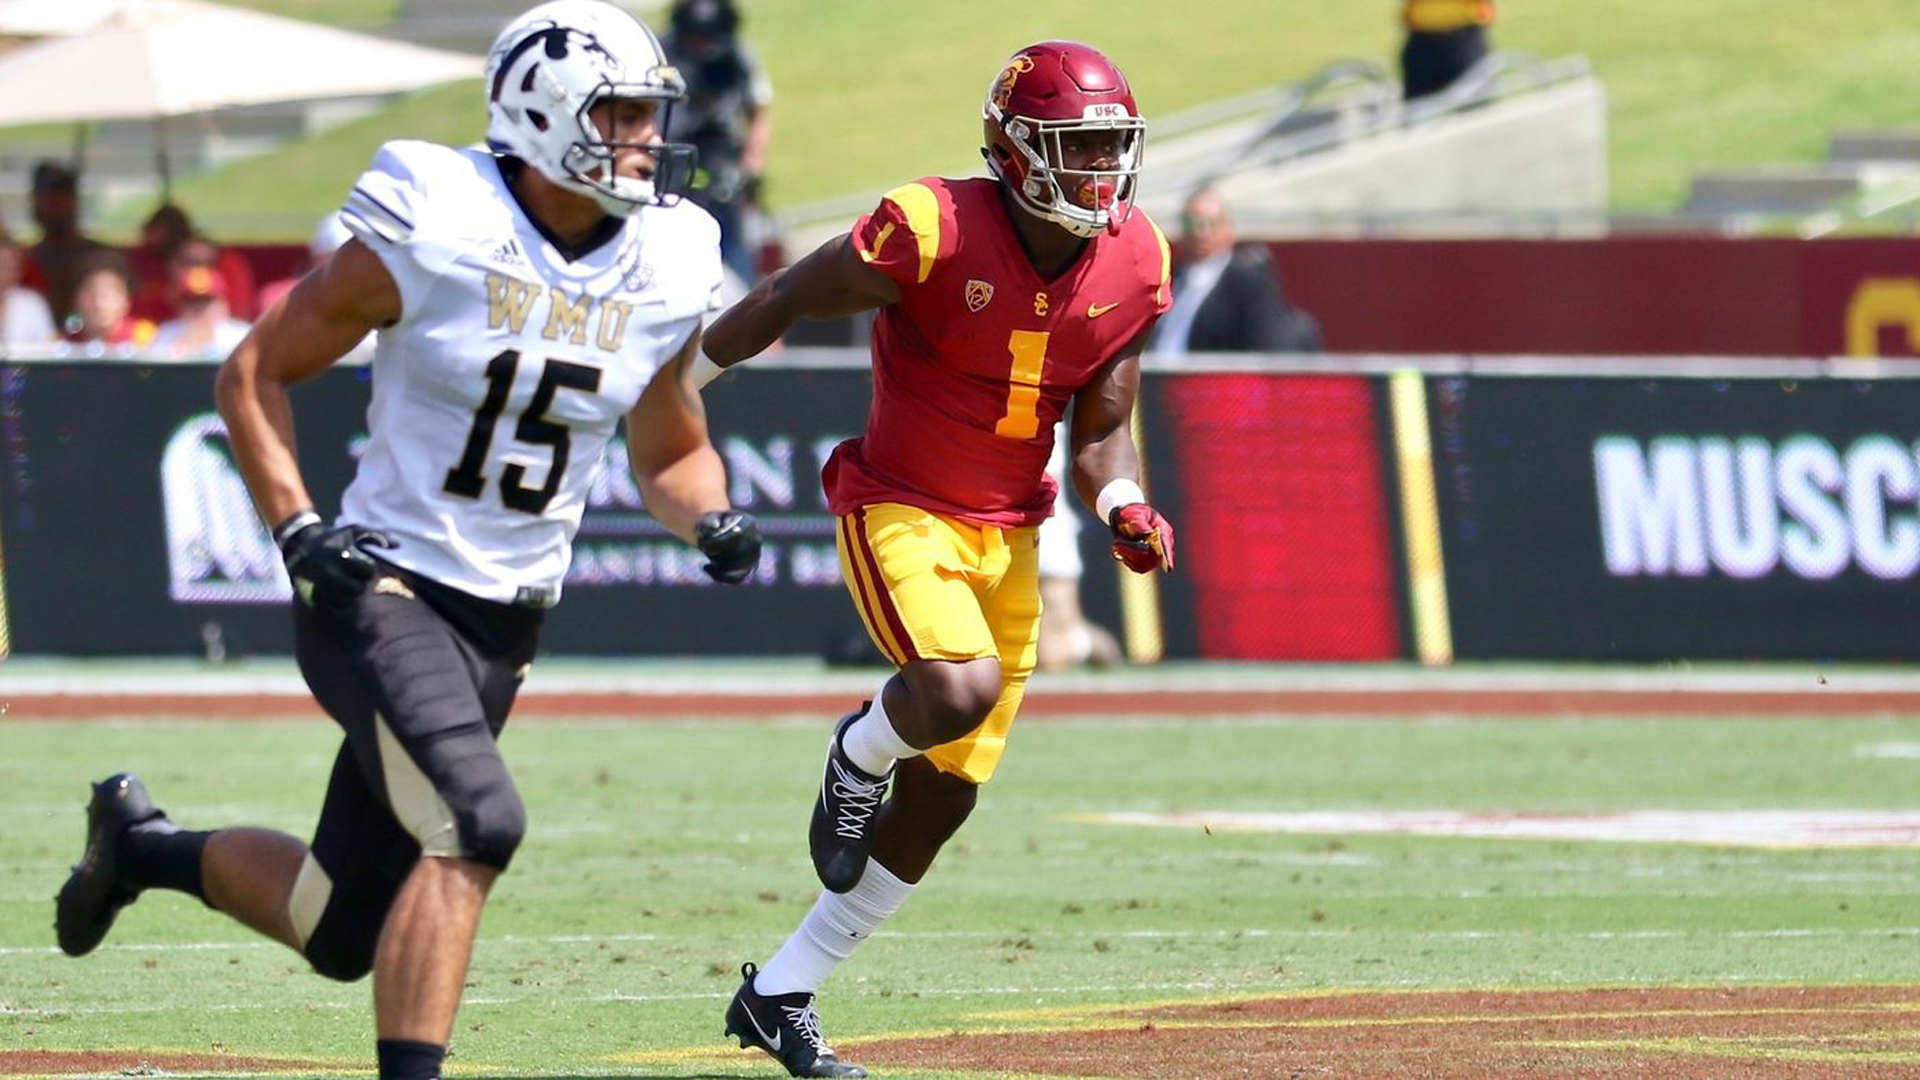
[1068,325,1174,573]
[626,326,763,584]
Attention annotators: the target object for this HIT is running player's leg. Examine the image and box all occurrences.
[839,505,1007,746]
[724,506,1000,1077]
[728,513,1036,1078]
[810,505,1004,889]
[52,786,310,955]
[289,571,536,1071]
[870,518,1040,881]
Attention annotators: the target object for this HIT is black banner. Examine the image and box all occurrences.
[1430,376,1920,659]
[0,362,895,657]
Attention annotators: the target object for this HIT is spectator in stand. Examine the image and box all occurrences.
[0,230,57,350]
[127,202,192,323]
[149,261,250,361]
[1155,187,1322,357]
[1400,0,1496,101]
[62,251,155,357]
[130,204,258,324]
[254,213,353,314]
[22,161,112,332]
[254,215,374,365]
[662,0,773,288]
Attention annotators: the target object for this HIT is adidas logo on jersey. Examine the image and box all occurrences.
[488,239,527,268]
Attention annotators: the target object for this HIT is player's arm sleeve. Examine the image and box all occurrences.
[849,180,956,290]
[337,141,444,324]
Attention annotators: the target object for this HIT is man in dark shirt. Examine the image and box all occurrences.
[23,161,112,331]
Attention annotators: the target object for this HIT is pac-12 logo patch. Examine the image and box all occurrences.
[965,279,995,312]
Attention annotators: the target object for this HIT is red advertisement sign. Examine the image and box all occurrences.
[1150,374,1402,660]
[1269,237,1920,358]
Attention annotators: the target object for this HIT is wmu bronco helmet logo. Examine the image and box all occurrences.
[965,279,995,312]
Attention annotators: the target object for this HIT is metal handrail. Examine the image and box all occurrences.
[1192,52,1593,199]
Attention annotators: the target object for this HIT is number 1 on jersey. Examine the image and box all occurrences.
[444,350,518,499]
[993,329,1049,439]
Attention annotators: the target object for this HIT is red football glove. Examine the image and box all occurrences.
[1109,503,1175,574]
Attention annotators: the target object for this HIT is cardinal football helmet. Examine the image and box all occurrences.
[982,41,1145,238]
[485,0,695,216]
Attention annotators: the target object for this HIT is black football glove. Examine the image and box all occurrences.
[696,509,762,585]
[275,513,397,610]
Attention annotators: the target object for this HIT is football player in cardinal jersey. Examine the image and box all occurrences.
[51,4,761,1078]
[701,40,1177,1079]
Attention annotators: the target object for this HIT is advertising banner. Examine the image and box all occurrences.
[0,363,895,656]
[1270,237,1920,358]
[1142,373,1403,660]
[1,361,1178,659]
[1428,375,1920,659]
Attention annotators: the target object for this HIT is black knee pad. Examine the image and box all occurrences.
[447,771,527,871]
[303,906,380,982]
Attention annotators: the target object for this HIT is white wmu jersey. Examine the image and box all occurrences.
[337,140,721,606]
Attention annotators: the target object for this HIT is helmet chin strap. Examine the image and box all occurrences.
[561,154,655,216]
[590,177,656,216]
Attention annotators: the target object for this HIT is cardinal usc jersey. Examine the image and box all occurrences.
[825,176,1171,527]
[336,140,722,606]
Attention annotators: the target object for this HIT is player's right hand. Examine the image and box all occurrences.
[1109,503,1175,574]
[696,510,763,585]
[278,520,397,610]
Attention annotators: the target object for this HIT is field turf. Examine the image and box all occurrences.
[3,707,1919,1076]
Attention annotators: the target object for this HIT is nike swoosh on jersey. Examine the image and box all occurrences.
[1087,302,1120,318]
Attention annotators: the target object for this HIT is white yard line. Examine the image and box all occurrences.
[10,660,1920,697]
[8,925,1919,959]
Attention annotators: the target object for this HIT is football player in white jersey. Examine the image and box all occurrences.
[51,5,756,1079]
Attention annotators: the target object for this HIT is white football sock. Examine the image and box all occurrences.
[753,860,915,997]
[840,687,919,777]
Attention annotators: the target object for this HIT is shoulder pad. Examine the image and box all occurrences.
[852,178,957,285]
[340,140,474,249]
[1135,208,1173,310]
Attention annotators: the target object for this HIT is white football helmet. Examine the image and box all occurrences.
[485,0,694,216]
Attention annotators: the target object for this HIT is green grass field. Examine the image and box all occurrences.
[4,708,1919,1076]
[55,0,1920,239]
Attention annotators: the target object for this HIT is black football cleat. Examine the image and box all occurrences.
[724,963,866,1078]
[55,773,168,957]
[808,708,892,894]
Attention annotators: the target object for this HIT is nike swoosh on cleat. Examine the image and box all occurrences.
[1087,302,1120,318]
[743,1004,783,1052]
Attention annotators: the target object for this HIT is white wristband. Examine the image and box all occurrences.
[689,352,725,390]
[1095,478,1147,524]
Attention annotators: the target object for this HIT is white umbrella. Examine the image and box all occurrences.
[0,0,134,38]
[0,0,480,123]
[0,0,482,192]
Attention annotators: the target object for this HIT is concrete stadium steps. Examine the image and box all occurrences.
[1828,130,1920,165]
[776,53,1609,251]
[1673,129,1920,231]
[1189,76,1609,238]
[1683,162,1920,217]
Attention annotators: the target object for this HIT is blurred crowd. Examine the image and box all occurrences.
[0,159,343,360]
